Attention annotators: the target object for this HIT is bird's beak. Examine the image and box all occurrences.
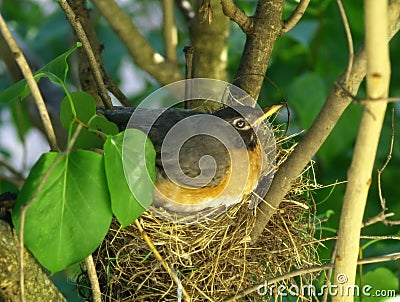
[251,103,283,126]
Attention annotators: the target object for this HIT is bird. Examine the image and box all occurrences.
[100,103,282,223]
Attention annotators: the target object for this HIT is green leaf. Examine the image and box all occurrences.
[60,90,101,149]
[0,42,81,104]
[60,91,118,149]
[12,150,112,273]
[60,91,96,128]
[88,115,119,136]
[60,91,101,149]
[105,130,156,227]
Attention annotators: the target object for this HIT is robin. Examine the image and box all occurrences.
[101,103,282,222]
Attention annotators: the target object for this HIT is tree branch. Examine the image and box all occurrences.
[250,0,400,243]
[336,0,354,82]
[189,0,230,80]
[90,0,183,86]
[186,0,230,111]
[332,2,390,299]
[221,0,253,35]
[232,0,285,100]
[282,0,311,34]
[162,0,178,63]
[58,0,113,109]
[0,13,58,151]
[62,0,131,107]
[0,220,67,301]
[85,255,102,302]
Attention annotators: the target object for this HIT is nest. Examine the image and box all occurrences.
[92,133,321,301]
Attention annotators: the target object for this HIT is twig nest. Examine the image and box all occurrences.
[93,133,321,301]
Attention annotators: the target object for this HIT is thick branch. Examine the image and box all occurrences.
[221,0,253,35]
[189,0,230,81]
[332,1,390,300]
[0,220,66,301]
[250,0,400,243]
[232,0,285,100]
[186,0,230,111]
[90,0,183,85]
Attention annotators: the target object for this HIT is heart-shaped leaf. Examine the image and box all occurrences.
[12,150,112,273]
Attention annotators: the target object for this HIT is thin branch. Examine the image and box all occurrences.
[85,255,102,302]
[162,0,178,63]
[221,0,253,35]
[19,159,60,301]
[103,72,131,107]
[336,0,354,82]
[18,125,82,301]
[250,0,400,244]
[321,241,337,302]
[363,119,400,231]
[378,107,395,208]
[134,219,191,302]
[58,0,113,109]
[183,46,194,109]
[282,0,311,33]
[332,1,390,300]
[360,235,400,240]
[363,211,397,227]
[91,0,183,85]
[65,0,130,107]
[0,13,58,151]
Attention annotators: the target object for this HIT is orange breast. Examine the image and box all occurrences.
[154,144,263,209]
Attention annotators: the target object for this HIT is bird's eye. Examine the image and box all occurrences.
[234,118,247,129]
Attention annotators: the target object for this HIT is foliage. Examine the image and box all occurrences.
[3,45,156,273]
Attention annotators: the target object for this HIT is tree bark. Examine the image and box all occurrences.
[187,0,230,111]
[332,1,390,300]
[0,220,66,302]
[233,0,285,100]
